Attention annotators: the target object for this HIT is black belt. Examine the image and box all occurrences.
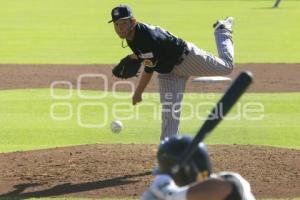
[175,43,189,65]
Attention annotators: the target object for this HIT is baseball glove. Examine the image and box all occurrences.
[112,55,142,79]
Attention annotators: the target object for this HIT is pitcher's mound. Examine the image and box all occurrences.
[0,144,299,199]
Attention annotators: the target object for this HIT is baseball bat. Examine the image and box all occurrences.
[172,71,253,174]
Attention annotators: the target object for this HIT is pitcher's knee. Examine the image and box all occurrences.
[222,60,234,75]
[226,63,234,74]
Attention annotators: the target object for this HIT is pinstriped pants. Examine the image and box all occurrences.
[158,29,234,140]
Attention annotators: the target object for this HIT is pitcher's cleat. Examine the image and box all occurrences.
[213,17,234,32]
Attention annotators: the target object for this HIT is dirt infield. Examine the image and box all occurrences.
[1,63,300,92]
[0,145,299,199]
[0,64,299,199]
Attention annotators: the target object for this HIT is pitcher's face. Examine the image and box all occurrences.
[113,19,134,39]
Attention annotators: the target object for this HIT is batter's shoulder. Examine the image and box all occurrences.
[214,172,256,200]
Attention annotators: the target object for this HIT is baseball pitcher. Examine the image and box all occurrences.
[110,5,234,140]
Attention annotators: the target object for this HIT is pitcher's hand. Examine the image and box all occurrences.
[132,92,142,105]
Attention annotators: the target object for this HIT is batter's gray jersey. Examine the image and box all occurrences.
[212,172,256,200]
[159,26,234,140]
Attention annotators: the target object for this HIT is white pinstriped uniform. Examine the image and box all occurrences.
[158,28,234,140]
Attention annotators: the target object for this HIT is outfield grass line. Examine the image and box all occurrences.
[0,0,300,63]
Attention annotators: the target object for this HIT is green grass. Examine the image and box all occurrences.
[0,0,299,63]
[0,89,299,153]
[0,1,299,199]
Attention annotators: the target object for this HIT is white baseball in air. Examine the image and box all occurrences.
[110,120,123,134]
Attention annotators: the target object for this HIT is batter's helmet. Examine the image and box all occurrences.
[155,135,212,186]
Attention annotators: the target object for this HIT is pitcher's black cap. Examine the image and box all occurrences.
[108,5,133,23]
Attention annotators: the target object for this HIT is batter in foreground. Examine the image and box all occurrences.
[141,135,256,200]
